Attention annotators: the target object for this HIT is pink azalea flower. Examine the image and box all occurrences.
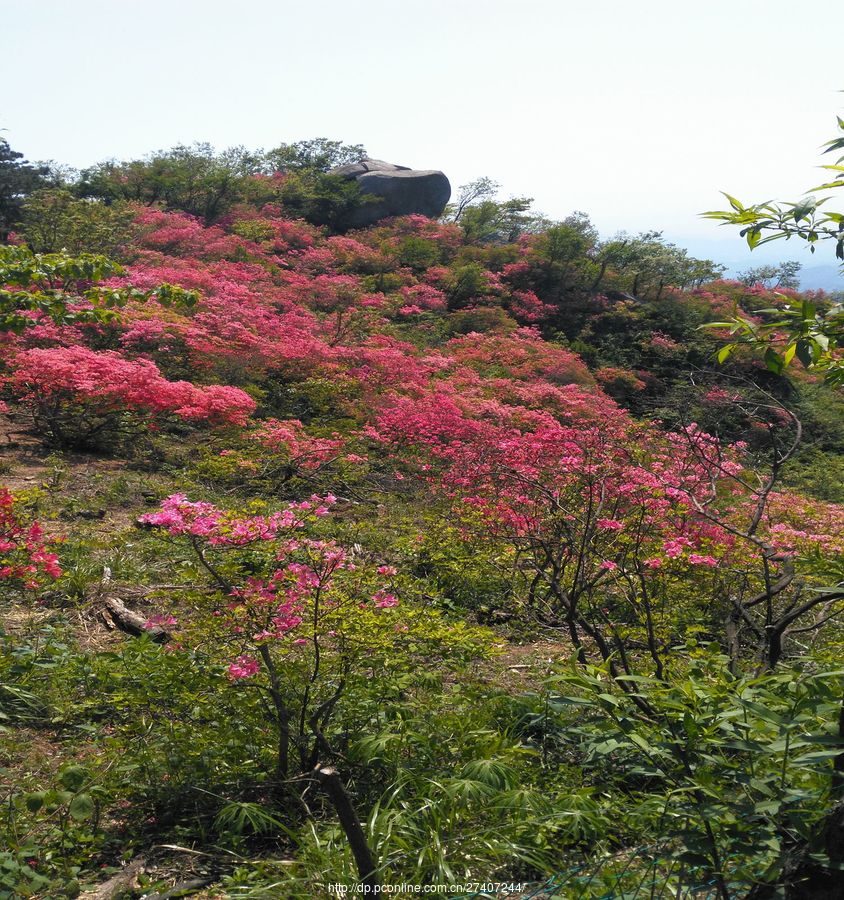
[143,614,177,629]
[373,590,399,608]
[596,519,624,531]
[227,655,260,679]
[688,554,718,567]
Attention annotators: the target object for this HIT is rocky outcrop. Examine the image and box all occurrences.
[330,158,450,228]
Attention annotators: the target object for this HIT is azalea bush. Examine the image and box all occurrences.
[5,345,255,449]
[138,492,486,776]
[370,375,844,676]
[137,491,489,882]
[0,488,61,596]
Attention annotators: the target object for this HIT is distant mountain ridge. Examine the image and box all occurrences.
[667,236,844,292]
[797,264,844,292]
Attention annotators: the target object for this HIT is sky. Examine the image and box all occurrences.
[3,0,843,273]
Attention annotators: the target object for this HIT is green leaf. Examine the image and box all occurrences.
[68,793,94,821]
[597,693,621,707]
[24,791,46,812]
[749,777,776,798]
[793,749,844,765]
[764,347,784,374]
[628,733,657,756]
[800,734,844,746]
[58,765,88,791]
[754,799,783,815]
[796,340,815,367]
[743,227,762,250]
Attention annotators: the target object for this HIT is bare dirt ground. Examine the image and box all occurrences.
[1,417,139,531]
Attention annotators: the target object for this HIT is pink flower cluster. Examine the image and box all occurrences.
[139,490,404,679]
[0,488,61,588]
[228,655,261,679]
[7,346,256,427]
[251,419,344,470]
[143,614,178,630]
[138,493,336,545]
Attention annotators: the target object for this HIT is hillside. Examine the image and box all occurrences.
[2,160,844,899]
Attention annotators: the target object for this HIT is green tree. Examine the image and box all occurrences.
[444,262,489,310]
[457,197,537,243]
[264,138,367,173]
[276,169,371,231]
[533,216,599,299]
[76,143,265,224]
[446,177,547,243]
[19,189,135,256]
[737,261,803,290]
[0,138,54,240]
[446,176,499,222]
[604,231,723,300]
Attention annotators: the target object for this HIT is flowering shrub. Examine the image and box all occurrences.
[370,380,844,673]
[6,346,255,448]
[594,366,647,403]
[0,488,61,593]
[138,493,485,786]
[648,332,682,354]
[251,419,345,471]
[446,329,593,386]
[397,283,447,313]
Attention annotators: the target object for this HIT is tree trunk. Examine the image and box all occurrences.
[313,765,378,889]
[725,610,740,675]
[258,644,290,785]
[590,260,609,293]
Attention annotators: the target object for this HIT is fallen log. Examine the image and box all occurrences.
[104,596,170,643]
[82,856,146,899]
[143,876,215,899]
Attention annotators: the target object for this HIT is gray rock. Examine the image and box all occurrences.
[331,159,411,178]
[330,158,450,227]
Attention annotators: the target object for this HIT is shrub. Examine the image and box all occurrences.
[0,488,61,595]
[5,346,255,449]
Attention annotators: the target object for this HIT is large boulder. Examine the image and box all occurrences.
[330,158,411,178]
[330,158,451,228]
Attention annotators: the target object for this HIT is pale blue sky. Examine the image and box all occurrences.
[3,0,843,269]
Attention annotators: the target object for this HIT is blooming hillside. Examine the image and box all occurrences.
[2,190,844,897]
